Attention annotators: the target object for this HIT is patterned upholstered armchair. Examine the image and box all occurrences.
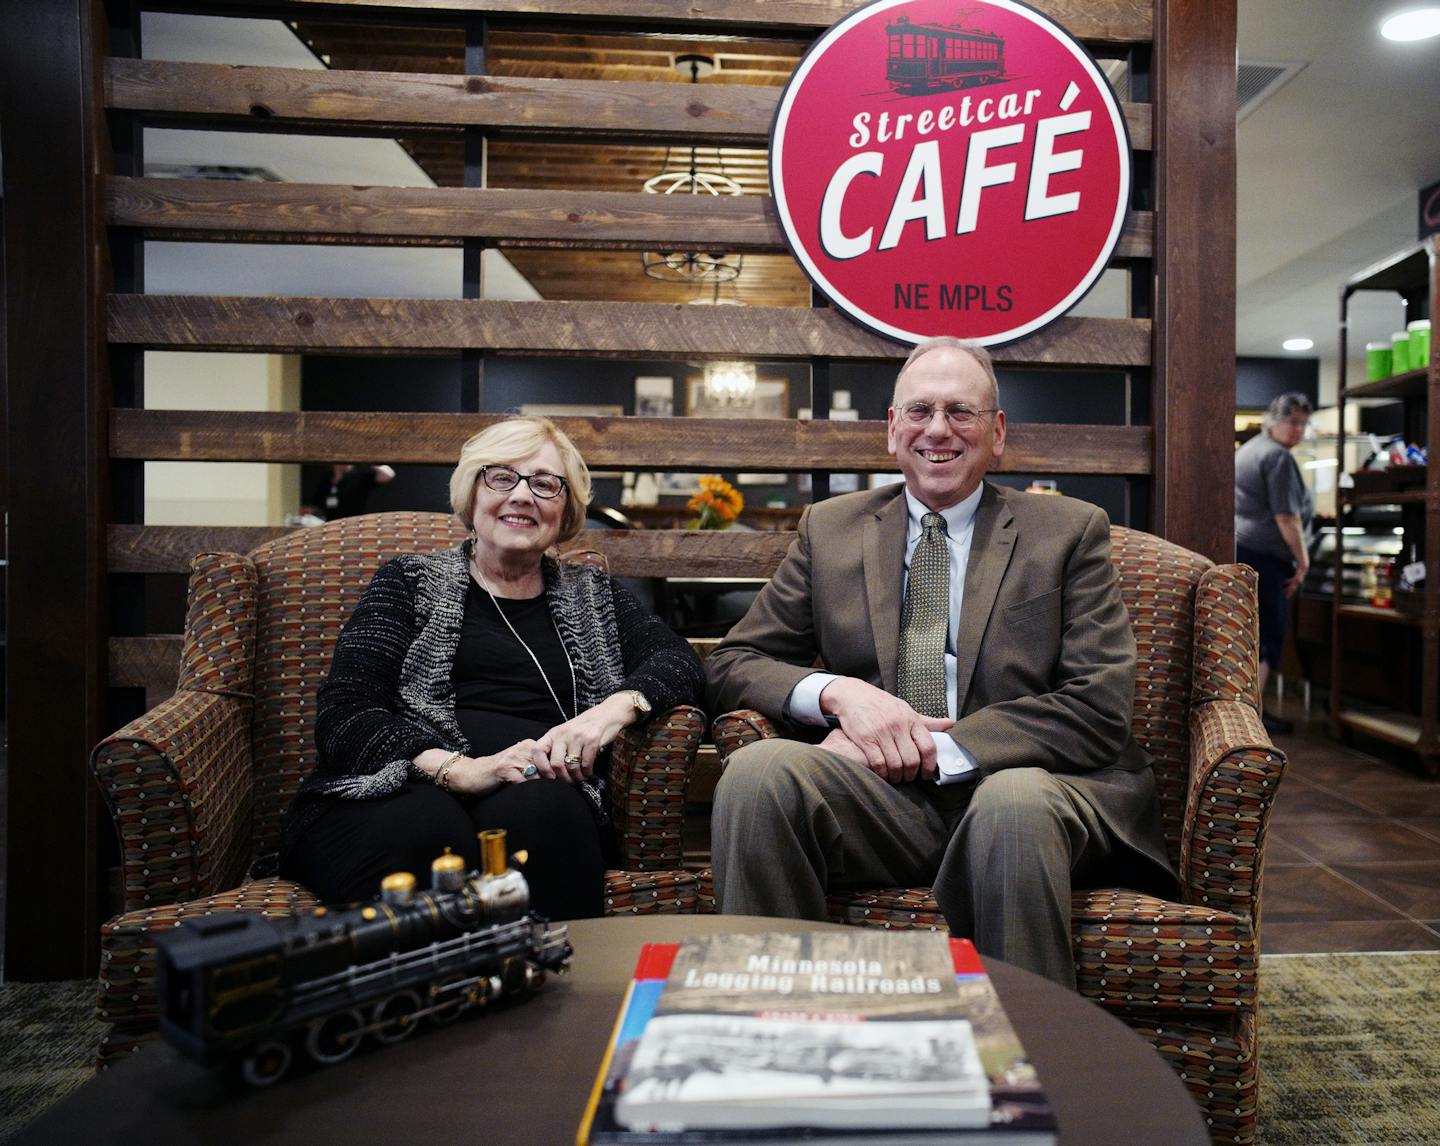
[90,512,704,1064]
[710,526,1285,1145]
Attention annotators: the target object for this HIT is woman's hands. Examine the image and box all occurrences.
[536,693,640,780]
[414,742,546,797]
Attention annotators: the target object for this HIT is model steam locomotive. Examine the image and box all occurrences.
[156,829,572,1085]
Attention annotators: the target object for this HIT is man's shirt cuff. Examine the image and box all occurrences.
[933,733,978,783]
[785,671,840,726]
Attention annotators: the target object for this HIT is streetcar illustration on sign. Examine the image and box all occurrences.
[885,13,1006,94]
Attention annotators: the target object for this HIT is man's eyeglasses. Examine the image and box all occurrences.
[893,402,998,429]
[480,465,567,500]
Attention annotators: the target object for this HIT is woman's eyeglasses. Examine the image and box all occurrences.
[480,465,567,499]
[892,402,998,429]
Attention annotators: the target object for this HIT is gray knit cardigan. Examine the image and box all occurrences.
[280,542,704,852]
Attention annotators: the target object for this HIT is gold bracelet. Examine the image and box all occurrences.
[435,750,463,792]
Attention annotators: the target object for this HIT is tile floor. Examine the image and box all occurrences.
[1262,708,1440,953]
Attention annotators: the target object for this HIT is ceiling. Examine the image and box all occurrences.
[1236,0,1440,394]
[143,5,1440,396]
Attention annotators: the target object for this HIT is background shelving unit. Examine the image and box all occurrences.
[1331,240,1438,773]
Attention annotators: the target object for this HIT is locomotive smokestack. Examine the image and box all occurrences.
[479,829,508,878]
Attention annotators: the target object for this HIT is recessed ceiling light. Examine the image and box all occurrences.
[1380,7,1440,41]
[1282,337,1315,352]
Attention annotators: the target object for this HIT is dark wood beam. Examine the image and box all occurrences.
[103,176,1157,260]
[1151,0,1236,562]
[107,295,1153,367]
[110,409,1154,474]
[103,59,1154,151]
[2,0,107,979]
[136,1,1154,45]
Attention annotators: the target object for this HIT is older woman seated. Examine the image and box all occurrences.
[279,416,704,919]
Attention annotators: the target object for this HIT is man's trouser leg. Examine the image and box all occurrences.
[711,739,951,920]
[934,767,1113,989]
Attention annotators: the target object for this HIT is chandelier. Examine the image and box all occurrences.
[702,360,757,407]
[642,55,744,284]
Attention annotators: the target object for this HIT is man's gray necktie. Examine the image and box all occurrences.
[897,512,950,719]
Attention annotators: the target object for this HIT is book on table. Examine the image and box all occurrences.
[577,930,1056,1144]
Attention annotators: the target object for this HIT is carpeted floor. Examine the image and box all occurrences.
[1257,951,1440,1145]
[2,953,1438,1143]
[0,980,105,1143]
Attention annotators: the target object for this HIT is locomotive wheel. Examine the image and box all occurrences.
[371,990,422,1044]
[240,1039,292,1087]
[305,1009,364,1064]
[523,962,547,992]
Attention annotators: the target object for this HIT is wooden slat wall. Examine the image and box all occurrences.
[94,0,1177,689]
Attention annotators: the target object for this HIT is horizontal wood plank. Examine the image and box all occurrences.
[109,636,182,689]
[109,523,800,578]
[111,409,1153,474]
[107,525,292,573]
[140,1,1153,44]
[108,296,1152,367]
[105,177,1155,260]
[105,59,1153,151]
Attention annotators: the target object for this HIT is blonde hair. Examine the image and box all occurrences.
[448,416,592,543]
[892,337,1000,410]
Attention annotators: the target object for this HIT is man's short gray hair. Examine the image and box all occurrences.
[891,337,1001,410]
[1262,391,1313,430]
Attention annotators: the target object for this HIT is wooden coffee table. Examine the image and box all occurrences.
[16,916,1209,1144]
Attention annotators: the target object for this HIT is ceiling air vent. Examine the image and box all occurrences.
[1237,60,1306,123]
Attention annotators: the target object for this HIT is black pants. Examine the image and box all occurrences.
[283,781,609,920]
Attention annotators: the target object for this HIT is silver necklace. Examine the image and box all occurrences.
[471,556,578,723]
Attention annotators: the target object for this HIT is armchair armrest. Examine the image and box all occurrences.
[1180,698,1287,919]
[710,709,783,758]
[607,704,705,871]
[91,688,255,913]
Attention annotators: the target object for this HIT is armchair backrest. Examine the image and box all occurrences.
[1108,526,1260,870]
[244,512,470,857]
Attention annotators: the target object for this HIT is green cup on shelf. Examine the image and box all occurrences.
[1367,341,1392,380]
[1391,331,1411,375]
[1409,319,1431,370]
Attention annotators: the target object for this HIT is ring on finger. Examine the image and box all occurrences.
[564,754,583,767]
[522,763,539,778]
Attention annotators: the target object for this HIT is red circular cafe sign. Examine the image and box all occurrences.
[771,0,1130,346]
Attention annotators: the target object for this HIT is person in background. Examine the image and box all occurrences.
[1234,391,1314,736]
[280,416,704,918]
[305,463,397,520]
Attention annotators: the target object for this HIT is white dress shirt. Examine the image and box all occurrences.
[786,484,983,783]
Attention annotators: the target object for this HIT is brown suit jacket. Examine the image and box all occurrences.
[707,480,1178,898]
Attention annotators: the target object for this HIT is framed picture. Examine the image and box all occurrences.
[518,403,623,419]
[518,404,624,477]
[655,472,695,496]
[686,377,789,420]
[634,376,675,418]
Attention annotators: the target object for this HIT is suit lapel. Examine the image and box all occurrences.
[954,484,1016,712]
[862,489,909,694]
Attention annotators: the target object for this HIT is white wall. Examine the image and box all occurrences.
[144,352,300,525]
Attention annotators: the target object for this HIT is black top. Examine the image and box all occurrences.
[453,581,574,756]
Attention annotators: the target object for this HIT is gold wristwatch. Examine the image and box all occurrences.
[621,689,652,716]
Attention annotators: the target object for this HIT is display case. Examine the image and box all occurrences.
[1331,240,1438,773]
